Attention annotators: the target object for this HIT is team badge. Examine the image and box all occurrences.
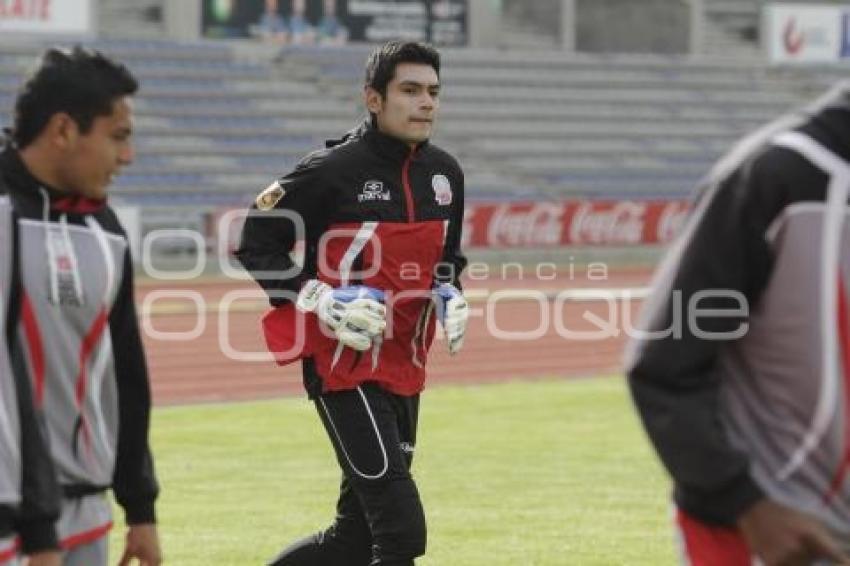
[256,180,285,211]
[432,174,452,205]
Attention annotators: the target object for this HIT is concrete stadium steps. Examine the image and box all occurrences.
[135,135,319,156]
[475,137,732,157]
[128,115,759,140]
[513,155,709,175]
[280,45,830,101]
[134,97,358,119]
[701,0,762,59]
[281,43,769,72]
[0,78,318,105]
[0,38,840,205]
[0,38,232,62]
[438,101,783,123]
[294,63,810,100]
[439,67,788,91]
[134,79,318,97]
[133,116,356,137]
[438,118,757,139]
[113,170,268,187]
[127,154,295,175]
[277,40,813,210]
[287,46,797,84]
[441,47,764,70]
[112,171,524,201]
[442,84,801,107]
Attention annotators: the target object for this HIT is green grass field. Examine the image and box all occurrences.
[109,377,677,565]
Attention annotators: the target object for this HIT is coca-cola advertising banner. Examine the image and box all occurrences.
[462,200,690,248]
[211,199,690,252]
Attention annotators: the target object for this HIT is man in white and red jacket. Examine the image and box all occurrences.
[237,41,468,566]
[0,47,160,566]
[627,84,850,565]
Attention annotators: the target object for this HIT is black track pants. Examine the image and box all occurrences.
[268,383,425,566]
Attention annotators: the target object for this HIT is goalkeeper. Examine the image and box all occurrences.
[235,40,467,566]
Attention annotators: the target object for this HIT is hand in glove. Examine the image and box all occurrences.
[297,279,386,351]
[432,283,468,355]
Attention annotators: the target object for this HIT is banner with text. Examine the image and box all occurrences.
[0,0,93,34]
[213,200,690,253]
[202,0,467,46]
[461,200,690,248]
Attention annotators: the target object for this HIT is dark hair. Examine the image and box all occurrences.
[12,46,138,149]
[364,40,440,97]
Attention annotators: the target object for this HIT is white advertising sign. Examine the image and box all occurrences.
[763,4,850,63]
[0,0,93,34]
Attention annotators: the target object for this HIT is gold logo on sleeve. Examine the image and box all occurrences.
[256,180,285,211]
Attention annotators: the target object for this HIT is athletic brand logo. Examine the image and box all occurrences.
[399,442,415,454]
[255,180,285,211]
[358,180,390,202]
[432,174,452,205]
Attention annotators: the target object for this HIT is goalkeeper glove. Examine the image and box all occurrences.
[432,283,468,355]
[297,279,387,351]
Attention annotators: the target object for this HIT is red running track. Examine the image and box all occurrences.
[137,268,652,405]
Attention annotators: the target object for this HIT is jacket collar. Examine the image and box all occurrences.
[329,120,429,162]
[0,144,106,214]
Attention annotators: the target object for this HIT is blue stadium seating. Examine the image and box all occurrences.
[0,37,840,207]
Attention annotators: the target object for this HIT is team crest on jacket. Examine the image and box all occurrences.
[256,180,285,211]
[432,174,452,205]
[358,180,390,202]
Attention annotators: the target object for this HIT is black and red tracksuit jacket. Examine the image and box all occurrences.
[627,86,850,535]
[236,121,467,397]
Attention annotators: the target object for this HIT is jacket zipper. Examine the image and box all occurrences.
[401,148,416,223]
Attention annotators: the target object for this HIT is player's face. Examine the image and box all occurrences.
[59,97,134,200]
[367,63,440,148]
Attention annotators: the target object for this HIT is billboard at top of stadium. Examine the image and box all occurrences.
[0,0,93,34]
[202,0,467,46]
[763,3,850,64]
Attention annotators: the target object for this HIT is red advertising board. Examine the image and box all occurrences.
[462,200,690,248]
[212,199,690,252]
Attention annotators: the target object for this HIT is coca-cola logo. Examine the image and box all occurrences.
[467,200,690,248]
[656,202,689,243]
[487,204,564,246]
[569,202,646,245]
